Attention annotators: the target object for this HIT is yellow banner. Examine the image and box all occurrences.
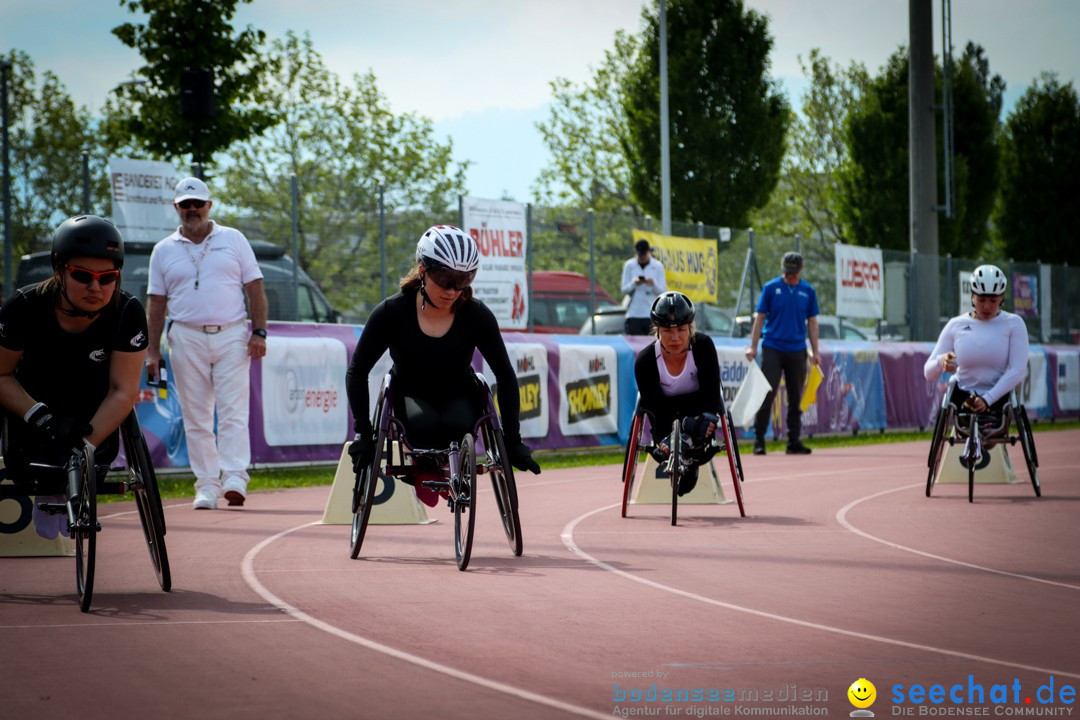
[632,230,717,303]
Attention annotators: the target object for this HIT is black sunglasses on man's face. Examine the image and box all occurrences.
[178,199,207,210]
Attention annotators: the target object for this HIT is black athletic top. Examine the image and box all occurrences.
[633,333,721,439]
[346,289,521,441]
[0,285,149,423]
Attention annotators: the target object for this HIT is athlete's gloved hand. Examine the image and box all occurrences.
[25,403,91,448]
[507,438,540,475]
[25,403,57,436]
[348,435,375,475]
[681,413,718,447]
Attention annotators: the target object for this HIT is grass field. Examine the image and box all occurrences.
[138,420,1080,502]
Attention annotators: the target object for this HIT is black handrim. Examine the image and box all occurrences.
[125,415,171,591]
[454,435,477,571]
[967,414,977,503]
[670,421,680,527]
[620,413,642,518]
[720,413,746,517]
[926,406,949,497]
[74,456,96,613]
[727,410,744,482]
[350,400,386,560]
[487,426,522,556]
[1018,409,1041,497]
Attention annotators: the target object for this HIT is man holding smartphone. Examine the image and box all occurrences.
[621,239,667,335]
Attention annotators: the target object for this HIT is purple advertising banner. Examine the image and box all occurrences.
[1012,273,1038,318]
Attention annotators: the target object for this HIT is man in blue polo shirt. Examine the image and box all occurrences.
[744,252,820,455]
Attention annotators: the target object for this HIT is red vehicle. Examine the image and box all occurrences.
[526,271,617,334]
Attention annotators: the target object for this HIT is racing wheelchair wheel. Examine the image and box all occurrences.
[453,434,478,571]
[70,449,97,612]
[620,409,645,518]
[926,404,952,498]
[122,412,171,592]
[718,410,747,517]
[482,423,523,556]
[1015,404,1040,498]
[669,420,682,527]
[350,391,388,560]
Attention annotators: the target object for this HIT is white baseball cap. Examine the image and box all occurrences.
[174,177,211,203]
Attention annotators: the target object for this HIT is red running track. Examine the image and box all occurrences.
[2,432,1078,719]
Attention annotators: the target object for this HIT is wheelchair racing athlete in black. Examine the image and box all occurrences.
[0,215,149,538]
[345,225,540,507]
[633,292,723,497]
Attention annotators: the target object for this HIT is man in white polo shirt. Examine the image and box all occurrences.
[145,177,269,509]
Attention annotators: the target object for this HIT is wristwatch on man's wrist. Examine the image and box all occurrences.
[252,328,268,339]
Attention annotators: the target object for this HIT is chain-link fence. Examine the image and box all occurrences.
[217,196,1077,343]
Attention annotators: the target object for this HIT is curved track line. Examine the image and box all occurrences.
[561,503,1080,680]
[241,521,610,720]
[836,482,1080,591]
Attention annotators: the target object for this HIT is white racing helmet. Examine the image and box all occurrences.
[415,225,480,273]
[970,264,1007,296]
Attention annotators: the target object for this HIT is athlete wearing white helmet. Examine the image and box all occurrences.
[925,264,1028,414]
[346,224,540,507]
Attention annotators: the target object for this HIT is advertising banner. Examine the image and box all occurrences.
[1054,350,1080,412]
[107,157,178,242]
[632,229,717,303]
[834,244,884,319]
[958,271,972,315]
[461,196,528,329]
[1017,349,1050,417]
[557,343,618,436]
[481,342,550,439]
[262,336,350,446]
[1012,273,1038,318]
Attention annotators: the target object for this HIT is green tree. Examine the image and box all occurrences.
[839,44,1004,255]
[216,33,467,316]
[750,50,869,247]
[994,73,1080,264]
[0,50,110,273]
[533,30,640,214]
[110,0,275,168]
[623,0,790,227]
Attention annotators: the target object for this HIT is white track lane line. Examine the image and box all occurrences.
[836,482,1080,591]
[561,502,1080,680]
[241,520,611,720]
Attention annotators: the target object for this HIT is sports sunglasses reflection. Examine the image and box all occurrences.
[425,265,476,291]
[66,265,121,286]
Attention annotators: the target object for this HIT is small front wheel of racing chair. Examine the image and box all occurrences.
[451,435,478,571]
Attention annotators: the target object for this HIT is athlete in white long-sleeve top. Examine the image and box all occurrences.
[924,264,1029,414]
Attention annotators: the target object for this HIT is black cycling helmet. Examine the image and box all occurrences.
[51,215,125,271]
[650,291,695,327]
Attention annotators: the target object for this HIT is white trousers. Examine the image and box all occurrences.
[167,322,251,492]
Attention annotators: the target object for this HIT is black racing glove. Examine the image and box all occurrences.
[681,413,719,447]
[26,404,91,448]
[26,403,57,437]
[507,438,540,475]
[348,435,375,475]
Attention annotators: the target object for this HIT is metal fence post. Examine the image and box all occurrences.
[81,151,91,214]
[1064,262,1071,343]
[527,203,534,333]
[2,59,13,301]
[378,181,386,301]
[909,248,918,340]
[697,221,704,239]
[945,253,953,317]
[794,234,801,255]
[589,209,597,334]
[290,174,300,321]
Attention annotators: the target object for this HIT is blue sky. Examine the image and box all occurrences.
[3,0,1078,203]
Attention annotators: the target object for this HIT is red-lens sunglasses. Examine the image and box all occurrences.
[66,265,120,286]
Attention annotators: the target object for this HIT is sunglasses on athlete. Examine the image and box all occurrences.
[177,199,207,209]
[66,265,120,286]
[425,265,476,291]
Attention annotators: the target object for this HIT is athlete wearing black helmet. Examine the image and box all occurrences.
[0,215,148,539]
[633,292,723,496]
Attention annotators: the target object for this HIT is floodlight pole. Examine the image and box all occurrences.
[1,60,12,301]
[659,0,672,236]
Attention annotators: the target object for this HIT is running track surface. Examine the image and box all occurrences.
[2,432,1077,720]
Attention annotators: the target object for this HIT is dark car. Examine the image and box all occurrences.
[15,239,341,324]
[581,302,747,337]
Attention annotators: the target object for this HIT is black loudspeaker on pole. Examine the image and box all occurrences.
[181,69,215,178]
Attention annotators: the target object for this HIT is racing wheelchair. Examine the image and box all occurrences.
[0,410,171,612]
[621,394,746,526]
[926,377,1040,503]
[349,372,523,571]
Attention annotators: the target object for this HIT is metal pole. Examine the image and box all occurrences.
[659,0,671,236]
[290,174,300,321]
[795,234,801,255]
[588,208,596,335]
[1063,263,1071,343]
[526,203,534,333]
[945,253,953,316]
[81,151,90,214]
[1,60,12,301]
[697,221,704,239]
[378,181,386,301]
[748,228,757,306]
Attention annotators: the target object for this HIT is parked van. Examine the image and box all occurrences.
[15,239,341,323]
[528,270,616,334]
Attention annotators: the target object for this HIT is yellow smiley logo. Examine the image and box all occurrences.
[848,678,877,709]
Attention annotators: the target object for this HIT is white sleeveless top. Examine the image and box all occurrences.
[655,342,700,396]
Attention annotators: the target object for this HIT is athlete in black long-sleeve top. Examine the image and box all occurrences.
[345,225,540,476]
